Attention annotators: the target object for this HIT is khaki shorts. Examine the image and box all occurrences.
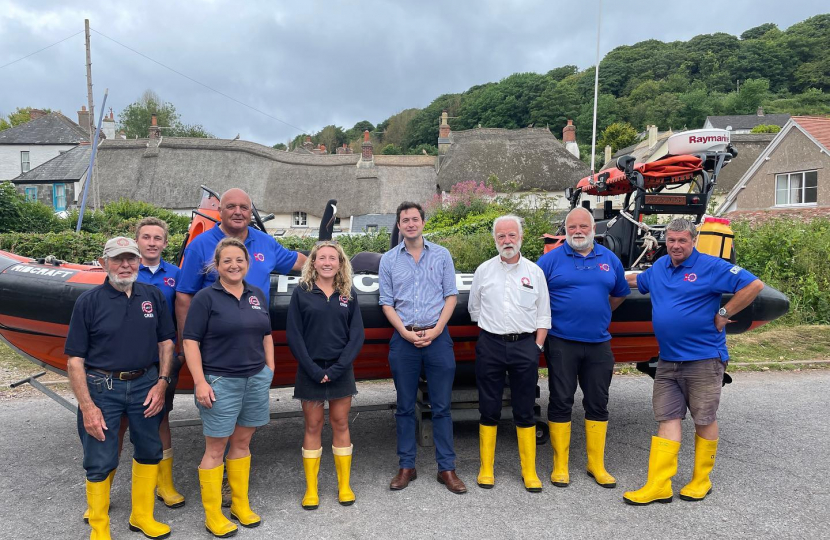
[652,357,725,425]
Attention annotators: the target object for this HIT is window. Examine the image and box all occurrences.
[775,171,817,206]
[292,211,307,226]
[21,151,30,173]
[53,183,66,212]
[365,224,378,233]
[24,187,37,201]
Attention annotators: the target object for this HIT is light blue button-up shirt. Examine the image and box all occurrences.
[378,239,458,327]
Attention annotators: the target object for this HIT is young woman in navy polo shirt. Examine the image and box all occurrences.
[287,241,364,509]
[183,237,274,536]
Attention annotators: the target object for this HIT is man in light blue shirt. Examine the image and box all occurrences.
[379,201,467,494]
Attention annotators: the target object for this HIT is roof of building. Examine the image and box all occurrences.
[0,112,90,145]
[600,130,673,171]
[94,137,438,217]
[713,133,776,194]
[12,145,91,183]
[437,127,587,191]
[705,113,791,131]
[792,116,830,152]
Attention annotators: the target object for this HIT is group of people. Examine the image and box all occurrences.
[66,188,764,539]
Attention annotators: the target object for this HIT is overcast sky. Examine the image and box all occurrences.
[1,0,826,146]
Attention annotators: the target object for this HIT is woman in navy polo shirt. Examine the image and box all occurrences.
[287,241,364,509]
[183,237,273,536]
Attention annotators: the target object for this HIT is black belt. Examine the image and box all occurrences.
[89,368,147,381]
[483,330,534,342]
[405,324,436,332]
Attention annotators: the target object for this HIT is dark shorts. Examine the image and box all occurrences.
[293,359,357,402]
[164,357,186,412]
[652,357,725,425]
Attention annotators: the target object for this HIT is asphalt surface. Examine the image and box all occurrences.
[2,371,829,540]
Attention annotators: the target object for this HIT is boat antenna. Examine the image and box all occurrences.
[76,88,108,233]
[589,0,602,178]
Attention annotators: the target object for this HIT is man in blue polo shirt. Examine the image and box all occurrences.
[536,207,629,491]
[623,217,763,506]
[379,201,467,495]
[66,236,176,540]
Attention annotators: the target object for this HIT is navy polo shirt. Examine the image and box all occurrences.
[182,281,272,378]
[177,223,298,304]
[65,280,176,372]
[537,242,630,343]
[138,259,179,315]
[637,249,758,362]
[286,285,365,383]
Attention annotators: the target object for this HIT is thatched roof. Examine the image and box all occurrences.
[94,138,438,216]
[437,128,587,191]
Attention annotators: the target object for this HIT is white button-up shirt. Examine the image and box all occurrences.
[468,254,551,335]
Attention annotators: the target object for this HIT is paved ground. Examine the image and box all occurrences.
[2,370,829,539]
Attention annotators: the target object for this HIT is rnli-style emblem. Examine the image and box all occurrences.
[249,296,262,310]
[521,277,533,289]
[116,238,130,247]
[599,263,610,272]
[142,301,155,318]
[684,273,698,282]
[254,252,265,262]
[339,295,349,308]
[730,266,742,275]
[163,277,176,287]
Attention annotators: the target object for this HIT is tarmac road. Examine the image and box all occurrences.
[2,370,828,540]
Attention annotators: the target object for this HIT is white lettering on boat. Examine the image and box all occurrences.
[7,264,75,279]
[275,273,475,294]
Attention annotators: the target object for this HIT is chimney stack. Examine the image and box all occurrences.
[438,110,452,155]
[78,106,91,133]
[102,108,116,140]
[563,119,580,159]
[647,125,658,149]
[361,130,373,161]
[604,145,612,165]
[303,136,314,151]
[29,109,46,121]
[149,113,161,140]
[336,143,352,155]
[757,106,765,117]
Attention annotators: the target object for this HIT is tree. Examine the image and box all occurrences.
[272,143,287,150]
[117,90,213,139]
[750,124,781,133]
[381,144,402,155]
[722,78,770,114]
[317,125,347,153]
[597,122,639,153]
[381,108,419,149]
[741,23,778,41]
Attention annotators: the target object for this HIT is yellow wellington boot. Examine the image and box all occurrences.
[86,472,114,540]
[302,447,322,510]
[155,449,185,508]
[128,460,170,539]
[226,455,261,527]
[333,445,356,505]
[477,424,497,489]
[679,435,718,502]
[585,420,617,488]
[516,426,542,493]
[198,464,237,538]
[548,421,571,487]
[623,436,681,506]
[84,469,115,525]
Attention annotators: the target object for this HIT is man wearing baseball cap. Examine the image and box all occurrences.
[66,236,176,539]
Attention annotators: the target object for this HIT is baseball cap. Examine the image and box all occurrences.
[103,236,140,258]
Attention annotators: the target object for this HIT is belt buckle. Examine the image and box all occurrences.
[117,372,130,381]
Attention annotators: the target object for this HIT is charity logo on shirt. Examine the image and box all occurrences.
[163,277,176,287]
[249,296,262,310]
[521,276,533,289]
[730,266,742,275]
[599,263,610,272]
[253,252,265,262]
[141,301,155,318]
[339,295,349,308]
[684,273,698,282]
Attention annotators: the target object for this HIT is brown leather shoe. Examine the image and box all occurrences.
[390,468,417,490]
[437,470,467,494]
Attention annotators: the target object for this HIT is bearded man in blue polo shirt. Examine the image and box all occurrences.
[536,207,629,491]
[623,217,764,506]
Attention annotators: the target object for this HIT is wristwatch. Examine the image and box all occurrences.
[717,307,729,318]
[158,376,172,384]
[537,343,544,352]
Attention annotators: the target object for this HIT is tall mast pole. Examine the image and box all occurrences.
[84,19,100,210]
[589,0,602,176]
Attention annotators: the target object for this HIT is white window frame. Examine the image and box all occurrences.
[775,170,818,207]
[24,186,37,201]
[292,211,307,227]
[21,151,30,173]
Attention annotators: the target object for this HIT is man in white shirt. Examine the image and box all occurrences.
[467,215,551,492]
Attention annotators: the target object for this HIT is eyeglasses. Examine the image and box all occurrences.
[572,250,596,271]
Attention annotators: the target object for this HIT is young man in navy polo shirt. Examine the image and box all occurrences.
[536,207,629,491]
[623,218,764,506]
[66,236,175,540]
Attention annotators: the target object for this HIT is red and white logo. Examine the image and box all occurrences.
[684,273,698,282]
[254,252,265,262]
[598,263,610,272]
[163,277,176,287]
[141,301,153,314]
[249,296,260,307]
[116,238,130,247]
[339,295,349,308]
[521,277,531,287]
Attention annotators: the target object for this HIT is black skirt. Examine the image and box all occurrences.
[293,359,357,402]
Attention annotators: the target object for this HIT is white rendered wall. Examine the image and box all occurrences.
[0,144,77,180]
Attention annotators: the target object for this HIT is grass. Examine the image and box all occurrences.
[725,324,830,371]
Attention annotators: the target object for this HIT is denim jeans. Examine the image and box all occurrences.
[77,364,163,481]
[389,327,456,472]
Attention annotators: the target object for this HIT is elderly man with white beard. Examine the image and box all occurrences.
[467,215,551,492]
[536,207,630,491]
[65,236,175,539]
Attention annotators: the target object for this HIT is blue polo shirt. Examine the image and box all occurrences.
[536,242,630,343]
[65,280,176,372]
[637,249,758,362]
[182,281,272,378]
[177,223,298,304]
[138,259,179,315]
